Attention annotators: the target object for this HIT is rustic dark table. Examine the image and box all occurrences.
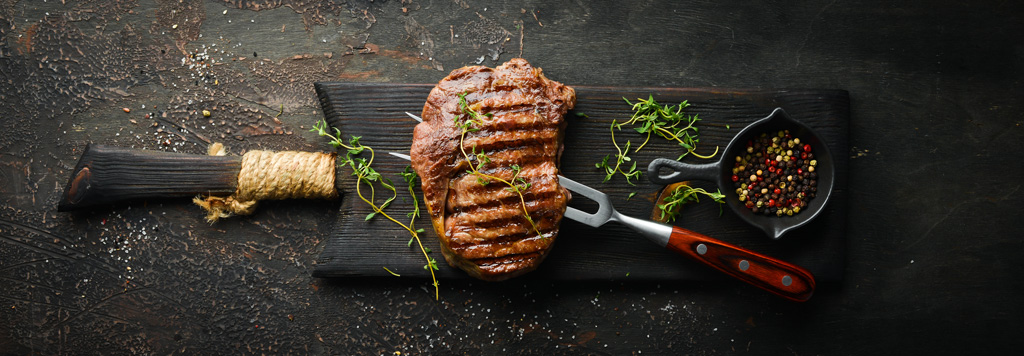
[2,1,1022,355]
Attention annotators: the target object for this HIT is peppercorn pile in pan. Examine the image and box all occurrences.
[732,130,819,216]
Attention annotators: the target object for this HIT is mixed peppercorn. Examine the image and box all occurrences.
[732,130,818,216]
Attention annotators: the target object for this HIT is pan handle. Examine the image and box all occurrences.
[647,158,720,185]
[666,226,815,302]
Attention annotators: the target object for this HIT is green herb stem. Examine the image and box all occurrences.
[657,184,726,222]
[312,120,439,299]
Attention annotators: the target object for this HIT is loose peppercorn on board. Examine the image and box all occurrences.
[313,82,849,282]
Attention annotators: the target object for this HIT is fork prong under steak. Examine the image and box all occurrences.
[410,58,576,281]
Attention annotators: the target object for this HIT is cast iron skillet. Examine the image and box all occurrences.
[647,108,835,240]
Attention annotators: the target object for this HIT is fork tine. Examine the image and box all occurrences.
[388,152,412,161]
[558,176,604,201]
[558,176,613,227]
[564,206,602,228]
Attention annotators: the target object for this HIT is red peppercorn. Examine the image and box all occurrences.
[790,156,797,161]
[803,144,812,152]
[768,199,776,207]
[768,166,776,173]
[765,158,772,166]
[797,168,804,175]
[801,152,808,160]
[774,188,781,195]
[732,175,739,182]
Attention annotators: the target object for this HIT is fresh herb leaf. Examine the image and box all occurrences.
[658,184,726,222]
[596,95,719,185]
[594,121,643,185]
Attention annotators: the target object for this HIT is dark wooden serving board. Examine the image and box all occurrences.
[312,83,849,282]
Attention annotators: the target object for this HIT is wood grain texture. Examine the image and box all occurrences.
[57,144,242,211]
[313,82,849,282]
[665,226,816,302]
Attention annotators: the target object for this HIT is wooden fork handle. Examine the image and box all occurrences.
[666,226,816,302]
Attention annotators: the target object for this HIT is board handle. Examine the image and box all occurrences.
[58,144,242,211]
[666,226,815,302]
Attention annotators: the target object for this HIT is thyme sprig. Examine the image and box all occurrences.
[595,120,642,185]
[596,95,718,185]
[312,119,439,299]
[455,93,542,236]
[658,183,726,223]
[400,166,427,247]
[621,95,718,159]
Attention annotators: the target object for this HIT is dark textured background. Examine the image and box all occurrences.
[1,1,1022,354]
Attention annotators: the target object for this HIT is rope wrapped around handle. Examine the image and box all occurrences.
[194,143,337,222]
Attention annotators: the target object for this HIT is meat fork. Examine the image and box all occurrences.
[557,175,814,302]
[398,112,815,301]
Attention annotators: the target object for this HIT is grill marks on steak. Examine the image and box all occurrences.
[410,58,576,281]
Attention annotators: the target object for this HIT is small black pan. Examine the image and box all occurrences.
[647,108,835,240]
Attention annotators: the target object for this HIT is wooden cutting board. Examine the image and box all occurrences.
[312,83,849,282]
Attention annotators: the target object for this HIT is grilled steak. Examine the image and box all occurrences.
[410,58,576,281]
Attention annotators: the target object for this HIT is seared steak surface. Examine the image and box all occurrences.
[410,58,576,281]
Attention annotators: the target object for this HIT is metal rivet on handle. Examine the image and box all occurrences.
[782,275,792,286]
[696,244,707,255]
[739,260,749,271]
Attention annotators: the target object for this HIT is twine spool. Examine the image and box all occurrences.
[194,143,337,222]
